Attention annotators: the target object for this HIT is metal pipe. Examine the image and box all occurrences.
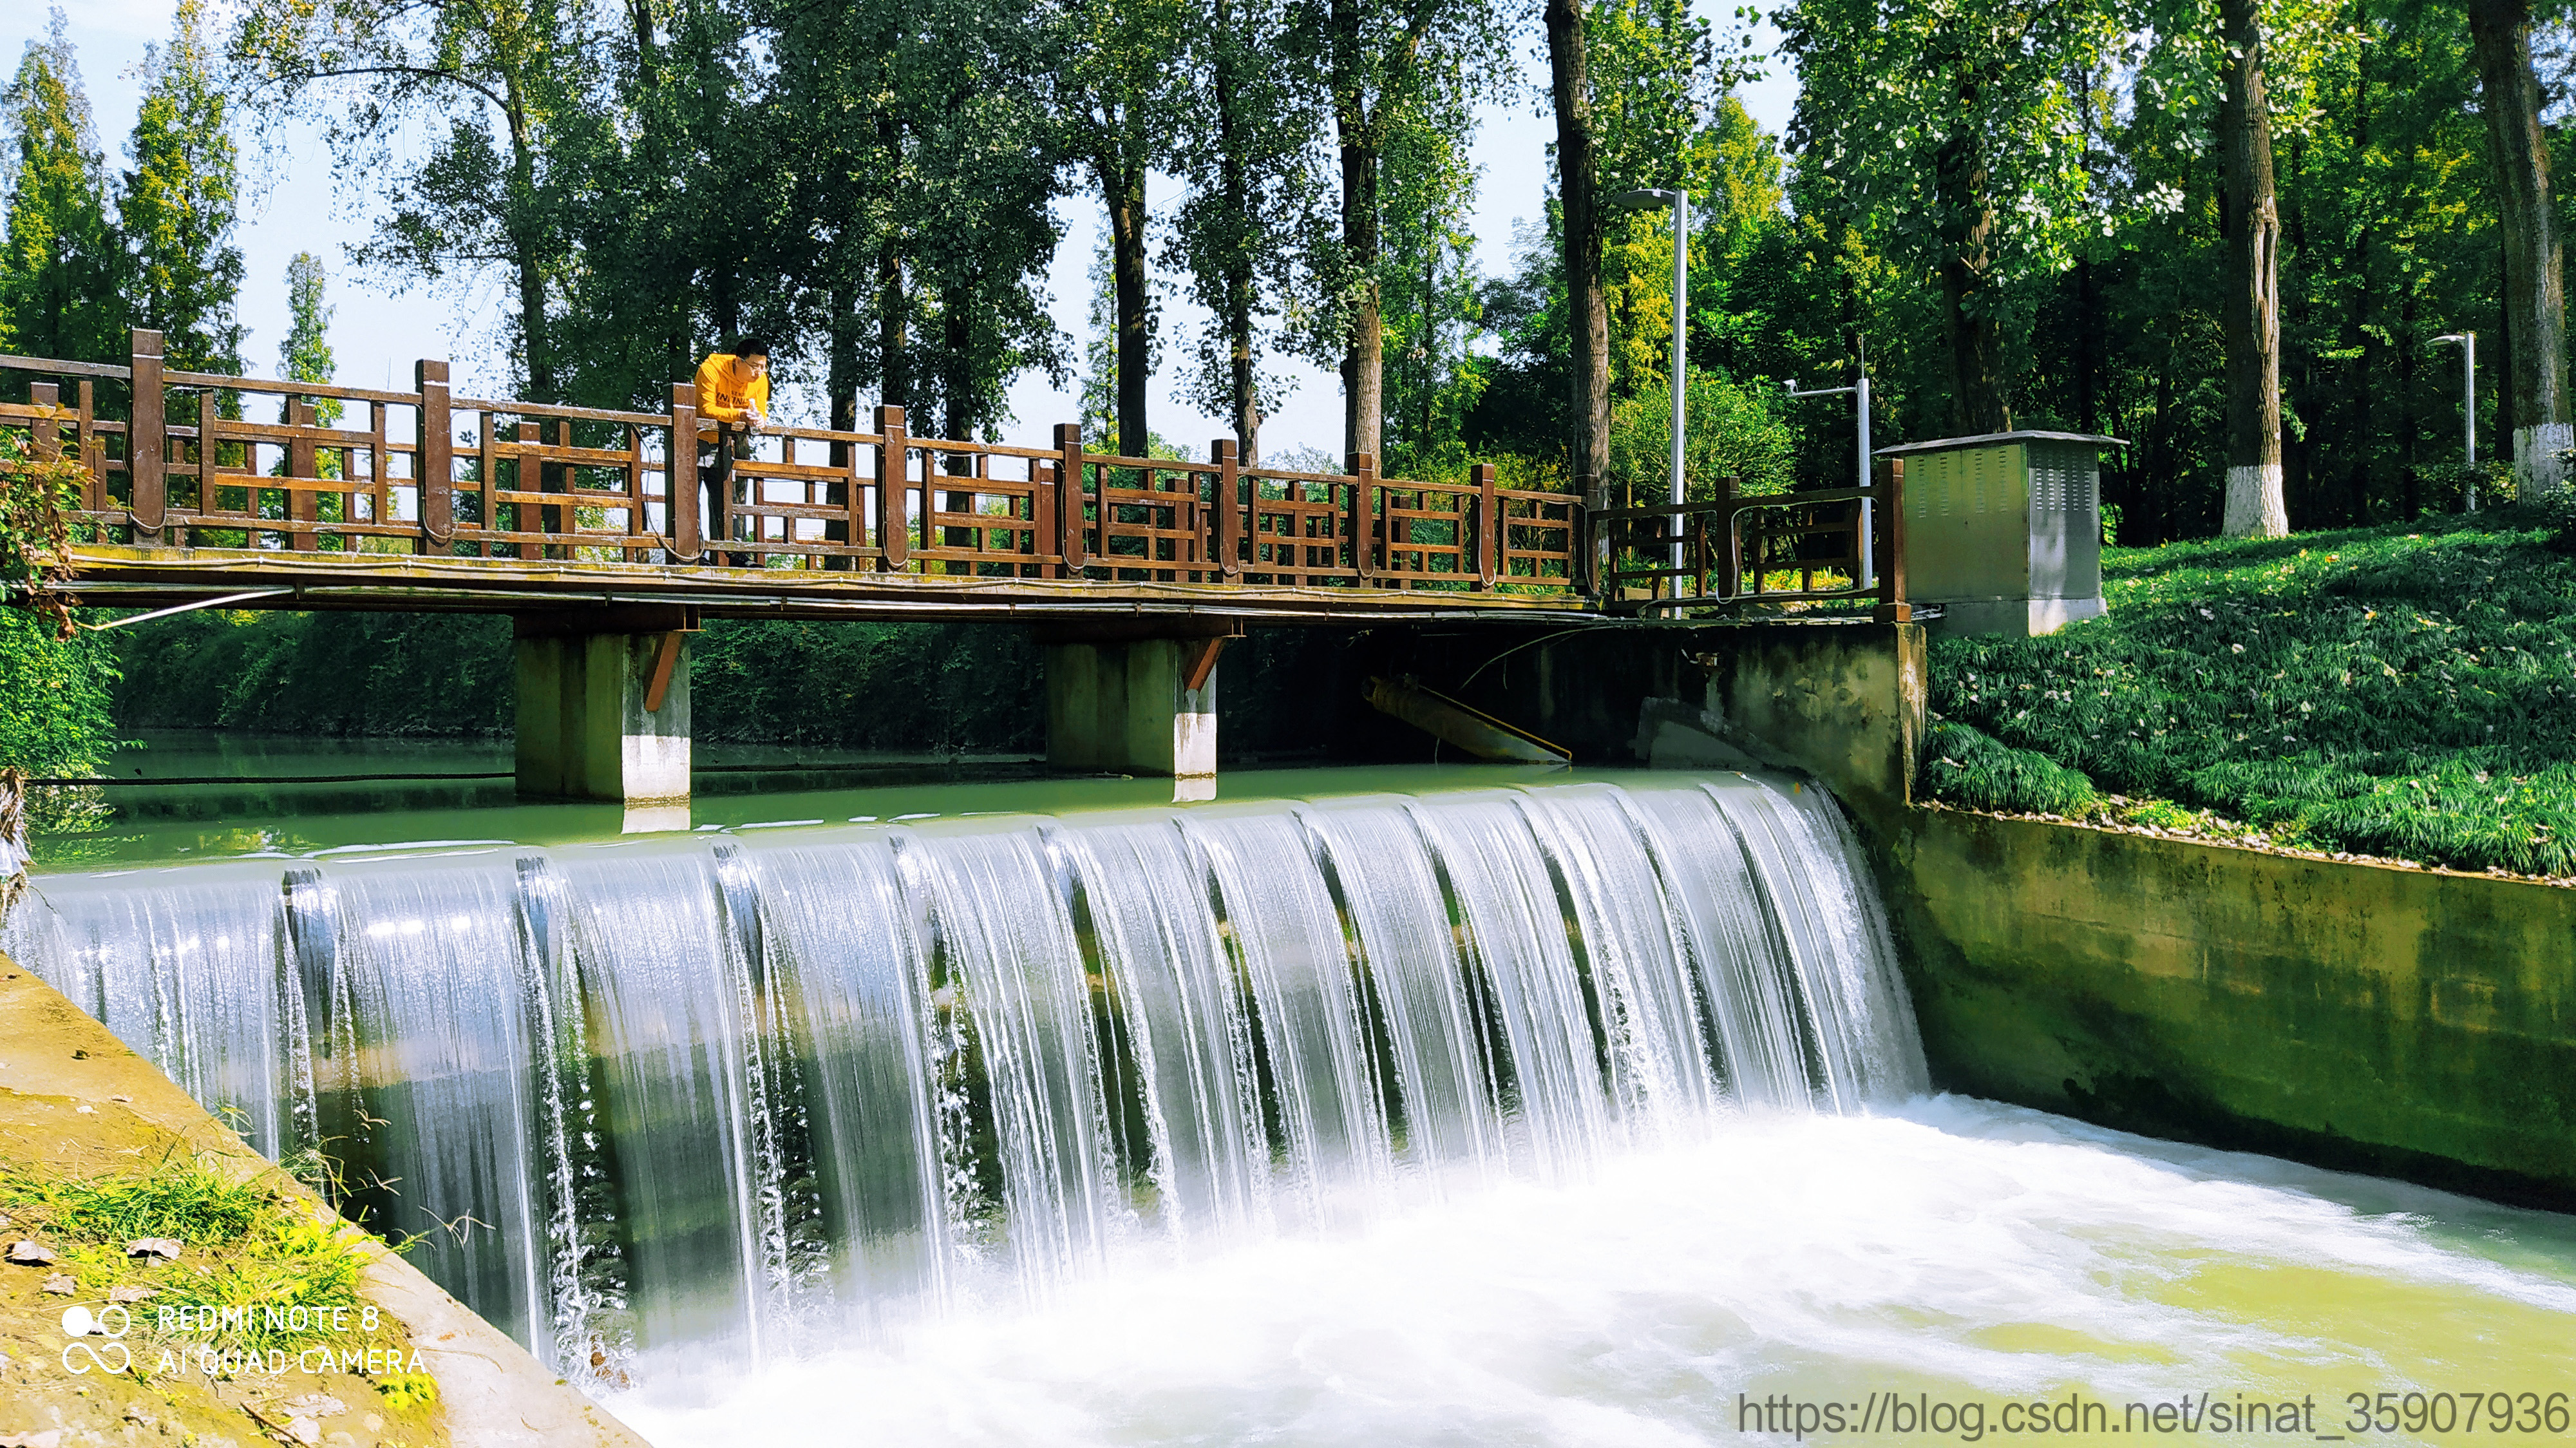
[79,589,294,631]
[1668,193,1689,589]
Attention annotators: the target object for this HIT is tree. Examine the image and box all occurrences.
[120,0,245,377]
[1779,0,2116,432]
[2218,0,2289,536]
[2465,0,2567,494]
[1170,0,1316,461]
[232,0,594,397]
[1546,0,1612,496]
[1303,0,1508,459]
[1057,0,1188,457]
[281,251,341,424]
[0,9,124,365]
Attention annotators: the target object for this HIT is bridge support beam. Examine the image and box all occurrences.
[515,607,699,826]
[1041,622,1237,792]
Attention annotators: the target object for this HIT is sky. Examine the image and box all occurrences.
[4,0,1798,459]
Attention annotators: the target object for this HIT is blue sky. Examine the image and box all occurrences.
[5,0,1796,457]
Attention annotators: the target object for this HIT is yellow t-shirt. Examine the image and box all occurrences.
[693,353,771,424]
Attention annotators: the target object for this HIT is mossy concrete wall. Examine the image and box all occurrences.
[1873,807,2576,1208]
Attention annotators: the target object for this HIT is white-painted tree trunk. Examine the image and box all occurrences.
[2515,421,2573,495]
[2223,463,2289,537]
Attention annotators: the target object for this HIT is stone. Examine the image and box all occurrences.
[124,1237,182,1261]
[279,1396,345,1420]
[0,1430,65,1448]
[3,1240,53,1266]
[285,1417,321,1447]
[107,1284,154,1303]
[38,1275,72,1295]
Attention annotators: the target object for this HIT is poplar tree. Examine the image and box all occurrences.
[232,0,593,398]
[2465,0,2568,495]
[120,0,246,377]
[1057,0,1188,457]
[2213,0,2288,537]
[0,9,123,365]
[1170,0,1317,461]
[281,251,341,424]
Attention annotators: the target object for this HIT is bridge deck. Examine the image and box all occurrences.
[68,546,1599,625]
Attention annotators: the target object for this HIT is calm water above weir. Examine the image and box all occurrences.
[11,745,2571,1447]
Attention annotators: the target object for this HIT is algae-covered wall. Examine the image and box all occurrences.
[1875,807,2576,1208]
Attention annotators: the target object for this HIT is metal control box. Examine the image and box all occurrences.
[1876,430,2121,636]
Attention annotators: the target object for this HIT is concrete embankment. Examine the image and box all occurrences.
[0,963,651,1448]
[1872,806,2576,1209]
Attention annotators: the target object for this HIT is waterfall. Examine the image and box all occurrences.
[4,774,1926,1386]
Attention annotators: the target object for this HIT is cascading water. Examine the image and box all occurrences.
[3,773,1928,1387]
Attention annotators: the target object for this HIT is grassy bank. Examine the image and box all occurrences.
[1919,506,2576,879]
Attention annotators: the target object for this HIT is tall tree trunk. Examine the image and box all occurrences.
[502,94,556,399]
[878,239,907,408]
[1932,117,2010,433]
[1214,0,1260,462]
[2347,37,2374,525]
[2218,0,2287,537]
[944,293,976,444]
[828,282,861,438]
[1104,153,1151,456]
[878,111,908,410]
[1545,0,1609,501]
[1331,0,1383,460]
[2400,287,2420,517]
[2468,0,2570,493]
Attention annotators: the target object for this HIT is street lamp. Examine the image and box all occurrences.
[2432,332,2476,511]
[1608,187,1689,582]
[1784,357,1875,588]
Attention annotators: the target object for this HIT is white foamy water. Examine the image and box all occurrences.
[614,1098,2576,1447]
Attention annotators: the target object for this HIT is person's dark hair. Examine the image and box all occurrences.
[735,335,773,359]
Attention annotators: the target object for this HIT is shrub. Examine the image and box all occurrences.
[1920,719,2101,816]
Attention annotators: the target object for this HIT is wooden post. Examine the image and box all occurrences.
[1349,452,1378,582]
[875,404,909,570]
[1717,473,1740,599]
[1034,460,1060,576]
[1056,423,1088,571]
[287,399,319,551]
[129,330,167,540]
[1213,438,1243,578]
[1473,462,1498,587]
[1873,457,1911,623]
[27,384,57,462]
[76,380,102,514]
[668,383,701,561]
[417,361,453,549]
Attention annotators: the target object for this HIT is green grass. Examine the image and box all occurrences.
[0,1154,380,1355]
[1920,504,2576,878]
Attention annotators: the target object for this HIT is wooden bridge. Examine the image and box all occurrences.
[5,331,1911,806]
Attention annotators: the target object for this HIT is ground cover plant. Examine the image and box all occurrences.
[1919,506,2576,879]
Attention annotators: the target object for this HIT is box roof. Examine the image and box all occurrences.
[1874,430,2126,457]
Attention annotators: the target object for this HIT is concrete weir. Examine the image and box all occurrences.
[513,606,696,827]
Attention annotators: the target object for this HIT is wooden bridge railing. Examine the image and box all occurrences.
[1595,461,1913,622]
[0,330,1580,594]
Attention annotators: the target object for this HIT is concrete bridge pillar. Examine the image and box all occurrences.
[515,607,699,827]
[1041,622,1237,793]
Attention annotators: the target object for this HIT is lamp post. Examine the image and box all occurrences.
[1608,187,1689,584]
[1785,361,1875,588]
[2432,332,2476,511]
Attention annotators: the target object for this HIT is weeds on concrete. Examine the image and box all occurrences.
[1920,506,2576,878]
[0,1154,375,1355]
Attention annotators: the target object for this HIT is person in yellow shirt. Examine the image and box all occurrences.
[694,338,772,428]
[691,338,771,559]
